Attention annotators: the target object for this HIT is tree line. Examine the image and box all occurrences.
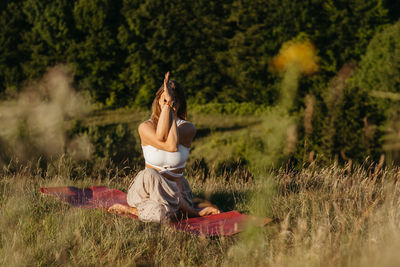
[0,0,397,105]
[1,0,400,164]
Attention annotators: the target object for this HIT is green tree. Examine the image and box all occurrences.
[219,0,388,104]
[0,2,27,95]
[118,0,231,107]
[324,20,400,162]
[384,0,400,22]
[0,0,391,112]
[68,0,124,106]
[19,0,75,80]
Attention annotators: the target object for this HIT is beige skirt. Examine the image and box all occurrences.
[127,168,193,223]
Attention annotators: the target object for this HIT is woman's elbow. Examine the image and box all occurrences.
[155,132,167,142]
[156,135,166,142]
[166,144,179,152]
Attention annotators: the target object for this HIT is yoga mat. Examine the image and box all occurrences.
[40,186,271,236]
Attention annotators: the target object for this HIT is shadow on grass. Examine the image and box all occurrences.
[194,120,261,139]
[194,189,251,213]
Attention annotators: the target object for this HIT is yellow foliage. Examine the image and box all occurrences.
[272,41,319,75]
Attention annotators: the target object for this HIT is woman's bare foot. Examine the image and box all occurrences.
[108,203,139,216]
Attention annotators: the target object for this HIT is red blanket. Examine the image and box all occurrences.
[40,186,271,236]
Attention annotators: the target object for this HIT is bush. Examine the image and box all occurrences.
[324,20,400,163]
[190,102,268,115]
[68,120,141,167]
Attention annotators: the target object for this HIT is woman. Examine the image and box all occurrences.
[110,72,220,223]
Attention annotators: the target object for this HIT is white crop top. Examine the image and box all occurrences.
[142,119,190,178]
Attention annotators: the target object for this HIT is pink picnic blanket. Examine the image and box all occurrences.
[40,186,271,236]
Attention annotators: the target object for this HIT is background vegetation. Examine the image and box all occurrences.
[1,0,400,164]
[1,0,397,105]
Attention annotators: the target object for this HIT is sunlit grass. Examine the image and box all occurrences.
[1,157,400,266]
[0,159,244,266]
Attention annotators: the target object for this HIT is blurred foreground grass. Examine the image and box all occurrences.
[1,156,400,266]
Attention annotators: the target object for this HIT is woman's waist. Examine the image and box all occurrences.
[145,163,185,180]
[144,160,186,171]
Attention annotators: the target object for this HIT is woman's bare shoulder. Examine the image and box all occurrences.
[178,121,196,147]
[138,120,154,130]
[179,121,196,133]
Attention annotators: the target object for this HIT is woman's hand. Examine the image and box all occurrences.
[198,206,221,216]
[159,71,175,109]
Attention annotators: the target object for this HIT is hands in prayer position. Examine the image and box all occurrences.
[158,71,176,111]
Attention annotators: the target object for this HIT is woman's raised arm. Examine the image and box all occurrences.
[155,72,174,141]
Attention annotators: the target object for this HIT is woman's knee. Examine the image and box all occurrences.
[136,201,170,223]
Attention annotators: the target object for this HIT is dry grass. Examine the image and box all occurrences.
[1,158,400,266]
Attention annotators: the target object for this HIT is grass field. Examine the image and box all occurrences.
[1,155,400,266]
[0,109,400,266]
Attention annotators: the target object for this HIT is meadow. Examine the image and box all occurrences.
[0,15,399,266]
[1,108,400,266]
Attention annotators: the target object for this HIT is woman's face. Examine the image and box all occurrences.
[158,91,180,114]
